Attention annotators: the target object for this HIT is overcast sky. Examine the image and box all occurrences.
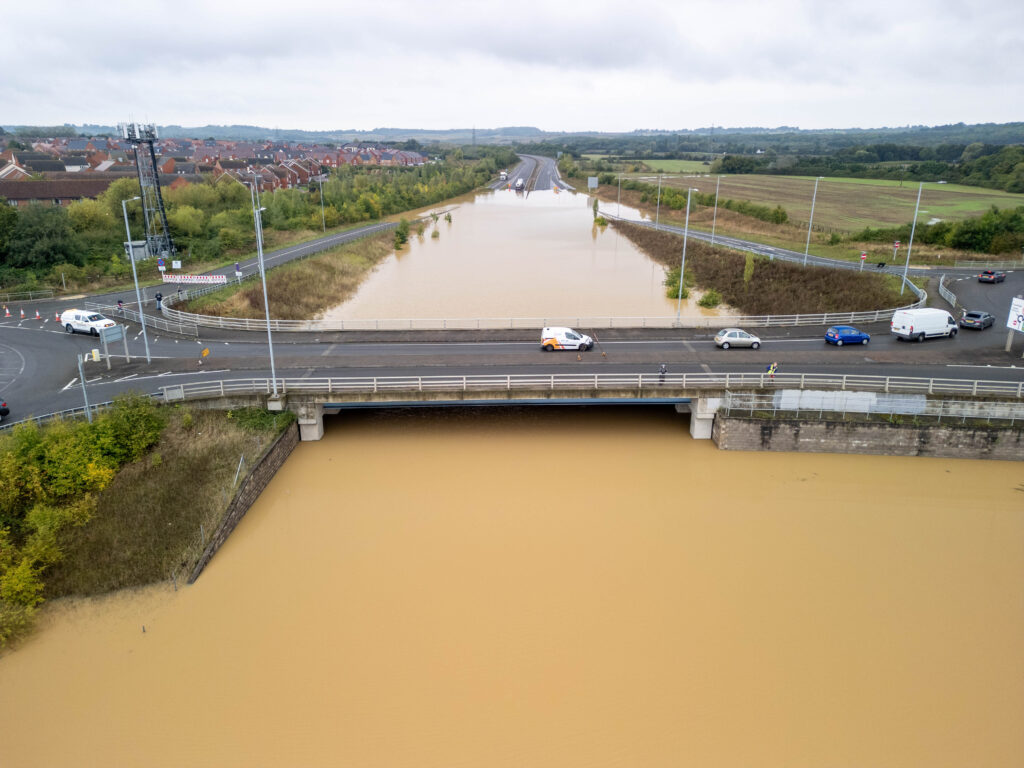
[3,0,1021,134]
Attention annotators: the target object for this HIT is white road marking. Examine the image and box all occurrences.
[114,374,139,382]
[62,379,78,391]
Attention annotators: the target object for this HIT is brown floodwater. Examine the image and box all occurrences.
[1,407,1022,767]
[320,190,726,321]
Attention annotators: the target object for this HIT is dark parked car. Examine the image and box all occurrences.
[0,402,8,421]
[959,310,995,329]
[978,270,1006,283]
[824,325,870,345]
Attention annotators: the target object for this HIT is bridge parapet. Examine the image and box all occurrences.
[158,372,1024,440]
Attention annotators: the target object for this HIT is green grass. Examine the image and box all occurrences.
[646,174,1024,231]
[640,159,711,173]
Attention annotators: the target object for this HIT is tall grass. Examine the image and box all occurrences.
[45,408,293,596]
[613,221,907,315]
[182,231,395,321]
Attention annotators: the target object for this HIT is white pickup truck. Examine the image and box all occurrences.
[60,308,116,336]
[514,178,525,191]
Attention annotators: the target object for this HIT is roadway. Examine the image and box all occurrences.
[1,158,1022,423]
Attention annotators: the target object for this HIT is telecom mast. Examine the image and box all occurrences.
[119,122,175,258]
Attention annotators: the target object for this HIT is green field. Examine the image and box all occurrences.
[640,159,711,173]
[647,174,1024,231]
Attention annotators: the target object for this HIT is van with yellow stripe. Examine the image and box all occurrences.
[541,326,593,351]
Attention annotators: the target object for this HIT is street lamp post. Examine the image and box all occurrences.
[121,196,151,363]
[902,182,924,295]
[617,173,621,219]
[655,175,662,230]
[248,182,279,395]
[318,176,326,232]
[803,176,822,266]
[675,188,696,320]
[77,352,92,423]
[711,175,721,246]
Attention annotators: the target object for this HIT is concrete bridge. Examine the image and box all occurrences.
[159,372,1024,441]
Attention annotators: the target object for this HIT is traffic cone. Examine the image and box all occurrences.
[19,309,24,319]
[3,306,9,318]
[35,310,42,320]
[55,310,61,322]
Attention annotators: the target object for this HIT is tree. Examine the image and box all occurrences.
[7,204,85,270]
[0,199,17,259]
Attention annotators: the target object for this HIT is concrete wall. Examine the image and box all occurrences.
[713,415,1024,460]
[187,422,300,583]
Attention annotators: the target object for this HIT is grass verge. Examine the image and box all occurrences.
[44,407,294,597]
[180,230,395,320]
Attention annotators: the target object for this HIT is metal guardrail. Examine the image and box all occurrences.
[938,274,960,311]
[0,289,55,303]
[720,391,1024,425]
[0,401,116,432]
[158,372,1024,402]
[85,301,199,337]
[953,258,1023,269]
[160,303,928,333]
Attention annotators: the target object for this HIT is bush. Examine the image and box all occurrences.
[698,289,722,307]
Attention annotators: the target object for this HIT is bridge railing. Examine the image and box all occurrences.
[85,302,199,337]
[159,372,1024,402]
[157,304,927,333]
[721,391,1024,425]
[0,289,54,304]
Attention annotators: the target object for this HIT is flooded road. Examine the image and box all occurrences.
[1,407,1022,767]
[321,190,723,321]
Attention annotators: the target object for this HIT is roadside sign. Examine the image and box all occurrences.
[163,274,227,284]
[860,252,867,260]
[894,240,901,247]
[157,257,166,273]
[172,260,182,270]
[1007,296,1024,332]
[100,324,124,342]
[588,176,599,190]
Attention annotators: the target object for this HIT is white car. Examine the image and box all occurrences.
[61,308,116,336]
[714,328,761,349]
[541,326,593,351]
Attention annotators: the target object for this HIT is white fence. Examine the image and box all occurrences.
[158,372,1024,402]
[86,301,199,337]
[159,301,928,333]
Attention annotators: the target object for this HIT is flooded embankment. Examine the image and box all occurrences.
[1,407,1021,767]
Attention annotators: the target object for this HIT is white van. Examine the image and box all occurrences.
[890,308,958,341]
[541,327,593,351]
[60,308,116,336]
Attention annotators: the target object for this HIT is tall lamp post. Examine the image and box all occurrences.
[711,175,721,246]
[901,182,924,295]
[803,176,823,266]
[617,173,621,219]
[121,196,151,363]
[247,181,278,395]
[675,188,697,320]
[655,175,662,230]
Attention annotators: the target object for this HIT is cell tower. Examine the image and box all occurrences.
[119,122,175,259]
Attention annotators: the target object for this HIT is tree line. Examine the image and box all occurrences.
[0,146,517,291]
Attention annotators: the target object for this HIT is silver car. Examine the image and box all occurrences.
[714,328,761,350]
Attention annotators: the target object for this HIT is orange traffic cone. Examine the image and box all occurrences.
[35,310,42,320]
[55,310,61,322]
[3,306,9,318]
[19,309,24,319]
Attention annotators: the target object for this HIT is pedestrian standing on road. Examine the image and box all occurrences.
[117,299,124,314]
[155,291,163,310]
[767,361,778,379]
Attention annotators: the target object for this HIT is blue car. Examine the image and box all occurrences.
[825,325,870,346]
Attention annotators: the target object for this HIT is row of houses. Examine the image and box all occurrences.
[0,135,428,206]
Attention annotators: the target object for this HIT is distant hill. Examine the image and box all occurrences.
[3,122,1022,150]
